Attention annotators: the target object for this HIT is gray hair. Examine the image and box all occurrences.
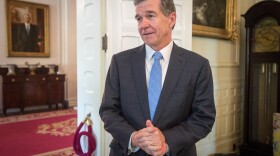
[134,0,176,17]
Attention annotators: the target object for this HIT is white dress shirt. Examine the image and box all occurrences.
[145,41,173,87]
[25,23,30,33]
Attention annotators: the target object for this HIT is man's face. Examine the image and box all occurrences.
[135,0,176,51]
[24,15,31,23]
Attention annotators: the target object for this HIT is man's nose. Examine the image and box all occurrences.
[139,18,149,29]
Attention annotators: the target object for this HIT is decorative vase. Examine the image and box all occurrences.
[48,64,56,74]
[25,62,40,75]
[6,64,16,75]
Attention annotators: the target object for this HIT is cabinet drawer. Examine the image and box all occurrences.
[24,76,48,82]
[48,75,65,82]
[2,76,23,83]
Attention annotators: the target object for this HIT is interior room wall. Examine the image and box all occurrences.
[193,0,262,155]
[0,0,61,65]
[0,0,77,111]
[60,0,77,107]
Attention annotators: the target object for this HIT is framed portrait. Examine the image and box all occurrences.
[6,0,50,57]
[192,0,237,40]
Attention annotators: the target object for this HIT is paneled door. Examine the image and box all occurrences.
[76,0,106,155]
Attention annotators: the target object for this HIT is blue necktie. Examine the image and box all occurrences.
[148,52,162,121]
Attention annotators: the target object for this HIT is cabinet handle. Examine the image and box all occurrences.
[26,78,29,81]
[42,78,46,81]
[56,77,59,80]
[12,79,15,82]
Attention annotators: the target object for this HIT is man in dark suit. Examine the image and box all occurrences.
[16,13,39,52]
[99,0,216,155]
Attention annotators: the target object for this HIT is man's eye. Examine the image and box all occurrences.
[147,14,155,19]
[135,17,142,21]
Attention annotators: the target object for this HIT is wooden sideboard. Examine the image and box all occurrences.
[0,66,68,115]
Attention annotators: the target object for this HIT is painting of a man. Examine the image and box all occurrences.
[7,1,49,57]
[16,13,40,52]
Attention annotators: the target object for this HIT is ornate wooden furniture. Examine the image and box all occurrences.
[240,1,280,156]
[0,65,68,115]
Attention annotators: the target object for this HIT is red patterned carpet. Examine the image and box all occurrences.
[0,109,77,156]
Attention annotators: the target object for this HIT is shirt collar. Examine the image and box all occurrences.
[145,41,173,62]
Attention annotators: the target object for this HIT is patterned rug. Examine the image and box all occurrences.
[0,109,77,156]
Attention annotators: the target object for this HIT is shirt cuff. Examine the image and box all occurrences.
[128,133,140,154]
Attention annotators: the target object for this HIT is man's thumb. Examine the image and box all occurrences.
[146,120,153,127]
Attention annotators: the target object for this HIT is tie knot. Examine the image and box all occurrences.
[153,52,162,60]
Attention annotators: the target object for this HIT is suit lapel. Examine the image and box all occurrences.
[131,45,150,121]
[153,44,186,124]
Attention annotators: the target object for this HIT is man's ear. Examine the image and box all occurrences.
[169,12,176,29]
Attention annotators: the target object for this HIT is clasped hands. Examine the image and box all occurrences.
[131,120,167,156]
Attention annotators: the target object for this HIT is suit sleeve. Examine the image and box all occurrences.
[163,60,216,155]
[99,55,135,155]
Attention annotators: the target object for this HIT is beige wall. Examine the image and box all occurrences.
[0,0,77,111]
[193,0,263,155]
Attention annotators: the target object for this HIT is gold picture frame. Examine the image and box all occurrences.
[192,0,237,40]
[6,0,50,57]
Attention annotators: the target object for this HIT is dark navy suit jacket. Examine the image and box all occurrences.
[16,23,39,52]
[99,43,216,156]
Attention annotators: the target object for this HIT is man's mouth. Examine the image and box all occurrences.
[143,32,154,36]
